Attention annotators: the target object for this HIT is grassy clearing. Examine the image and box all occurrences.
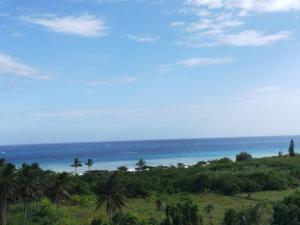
[237,188,300,202]
[61,188,300,225]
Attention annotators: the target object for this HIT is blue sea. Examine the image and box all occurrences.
[0,136,298,173]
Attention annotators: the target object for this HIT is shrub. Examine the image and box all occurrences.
[90,219,102,225]
[34,198,56,218]
[223,203,267,225]
[190,174,212,193]
[242,178,263,193]
[248,172,288,191]
[223,209,239,225]
[161,201,203,225]
[112,213,141,225]
[70,194,97,207]
[124,181,148,198]
[211,175,240,195]
[236,152,253,162]
[29,198,72,225]
[155,199,164,211]
[272,192,300,225]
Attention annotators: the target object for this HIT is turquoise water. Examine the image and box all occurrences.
[0,136,298,172]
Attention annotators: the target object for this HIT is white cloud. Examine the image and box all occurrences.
[0,52,52,80]
[186,0,223,8]
[158,57,234,74]
[32,109,102,118]
[127,34,159,42]
[186,0,300,12]
[173,1,294,47]
[22,14,107,37]
[176,28,291,47]
[157,64,173,74]
[178,57,234,67]
[219,30,292,46]
[86,76,137,86]
[185,15,244,33]
[197,9,211,16]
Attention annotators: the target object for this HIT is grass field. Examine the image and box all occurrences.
[55,188,300,225]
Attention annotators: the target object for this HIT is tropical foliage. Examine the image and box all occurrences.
[0,146,299,225]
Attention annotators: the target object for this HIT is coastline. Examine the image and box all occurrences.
[38,151,277,173]
[2,135,296,173]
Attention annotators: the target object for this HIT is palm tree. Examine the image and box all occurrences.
[289,139,295,157]
[204,204,214,225]
[135,159,146,171]
[223,204,266,225]
[0,163,16,225]
[71,158,82,175]
[17,164,43,225]
[240,203,265,225]
[53,172,70,221]
[96,172,126,223]
[85,159,93,174]
[223,209,239,225]
[0,158,6,167]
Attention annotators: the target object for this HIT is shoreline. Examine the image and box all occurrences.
[3,136,295,173]
[24,151,277,173]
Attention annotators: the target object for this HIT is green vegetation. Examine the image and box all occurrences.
[1,141,300,225]
[136,159,147,172]
[71,158,82,175]
[272,191,300,224]
[236,152,253,162]
[96,172,126,223]
[86,159,94,174]
[289,139,295,157]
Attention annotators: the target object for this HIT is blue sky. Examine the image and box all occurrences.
[0,0,300,145]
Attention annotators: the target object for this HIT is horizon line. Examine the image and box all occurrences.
[1,133,299,148]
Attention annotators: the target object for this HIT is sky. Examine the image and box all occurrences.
[0,0,300,145]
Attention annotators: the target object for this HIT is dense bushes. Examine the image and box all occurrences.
[236,152,253,161]
[161,201,203,225]
[2,154,300,224]
[189,174,212,193]
[272,192,300,225]
[116,155,300,196]
[211,174,241,195]
[112,213,143,225]
[223,203,268,225]
[103,201,202,225]
[178,171,292,196]
[70,194,97,207]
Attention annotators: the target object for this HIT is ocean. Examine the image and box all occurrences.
[0,136,298,173]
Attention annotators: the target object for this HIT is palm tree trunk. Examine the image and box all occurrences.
[108,207,113,223]
[107,199,113,223]
[23,200,29,225]
[0,191,8,225]
[56,201,61,222]
[3,192,8,225]
[0,192,3,225]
